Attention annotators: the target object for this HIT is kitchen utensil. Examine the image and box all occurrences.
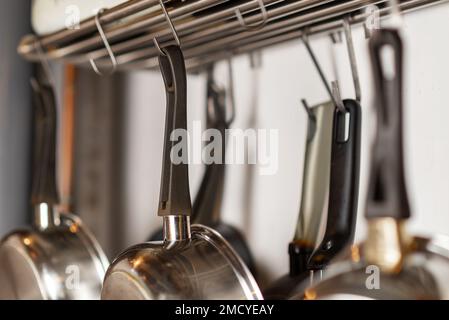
[149,65,257,275]
[308,99,361,270]
[101,45,262,300]
[265,17,362,298]
[0,75,109,300]
[293,28,449,300]
[306,16,362,272]
[263,101,333,298]
[264,98,361,299]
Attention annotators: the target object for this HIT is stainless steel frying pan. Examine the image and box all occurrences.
[0,76,108,300]
[264,97,362,299]
[263,101,334,298]
[293,29,449,300]
[101,45,261,300]
[148,66,256,275]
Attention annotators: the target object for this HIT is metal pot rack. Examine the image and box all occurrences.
[18,0,447,73]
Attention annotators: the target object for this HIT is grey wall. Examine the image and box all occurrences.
[0,1,32,236]
[73,70,126,258]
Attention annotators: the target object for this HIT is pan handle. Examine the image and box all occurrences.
[289,102,334,276]
[308,99,362,269]
[30,76,60,207]
[365,29,410,220]
[192,69,228,225]
[157,45,192,221]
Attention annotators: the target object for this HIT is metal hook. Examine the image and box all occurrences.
[331,81,344,110]
[388,0,404,30]
[34,39,55,86]
[301,99,314,119]
[205,63,227,126]
[302,30,346,113]
[89,9,117,76]
[153,0,181,56]
[249,50,263,69]
[363,4,380,39]
[226,57,236,126]
[343,17,361,103]
[329,31,343,44]
[235,0,268,31]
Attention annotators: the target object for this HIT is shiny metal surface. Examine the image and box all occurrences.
[34,202,61,231]
[101,45,261,301]
[0,75,110,300]
[102,224,262,300]
[163,216,191,242]
[291,235,449,300]
[0,212,109,300]
[17,0,449,71]
[294,102,334,245]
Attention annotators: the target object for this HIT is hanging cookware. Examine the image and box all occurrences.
[263,101,333,298]
[308,99,361,270]
[101,45,261,300]
[149,66,257,275]
[264,98,361,299]
[293,28,449,300]
[0,74,109,300]
[265,17,363,298]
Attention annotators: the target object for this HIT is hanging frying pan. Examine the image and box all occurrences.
[308,99,361,270]
[0,75,108,300]
[264,98,361,299]
[293,29,449,300]
[149,66,256,275]
[101,45,261,300]
[263,101,333,298]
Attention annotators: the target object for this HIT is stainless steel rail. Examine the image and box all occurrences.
[18,0,447,72]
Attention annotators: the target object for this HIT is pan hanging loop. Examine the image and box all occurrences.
[235,0,268,31]
[89,8,118,76]
[153,0,181,56]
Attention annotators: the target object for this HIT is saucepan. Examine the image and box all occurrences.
[149,64,256,275]
[0,74,109,300]
[101,45,262,300]
[293,29,449,300]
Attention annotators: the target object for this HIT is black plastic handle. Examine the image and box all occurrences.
[309,99,362,269]
[157,45,192,217]
[192,70,228,225]
[30,78,59,206]
[365,29,410,220]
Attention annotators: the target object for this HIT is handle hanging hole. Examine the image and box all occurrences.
[380,44,396,81]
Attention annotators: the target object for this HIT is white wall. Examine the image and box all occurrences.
[121,4,449,286]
